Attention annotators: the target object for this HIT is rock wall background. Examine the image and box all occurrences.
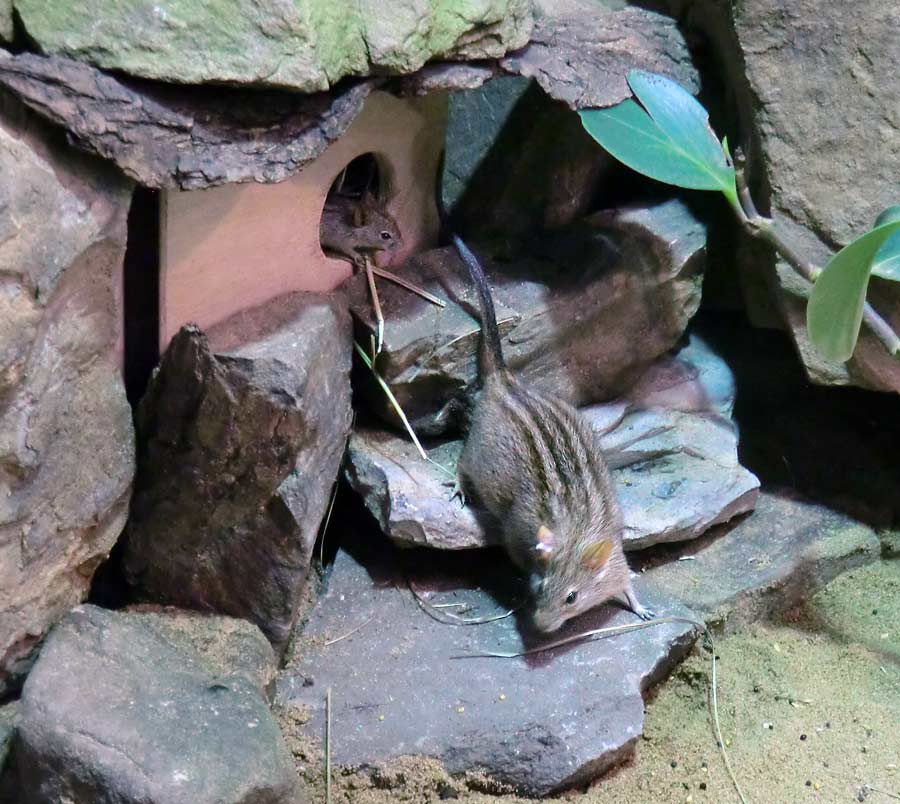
[0,95,134,695]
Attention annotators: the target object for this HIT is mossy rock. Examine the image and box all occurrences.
[14,0,532,91]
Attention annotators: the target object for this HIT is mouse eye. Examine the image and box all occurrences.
[380,230,393,241]
[565,590,578,605]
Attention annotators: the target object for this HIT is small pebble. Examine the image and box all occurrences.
[825,722,831,729]
[378,714,385,721]
[763,722,774,730]
[498,693,506,701]
[671,760,678,769]
[805,780,812,787]
[800,734,807,741]
[685,796,693,803]
[699,782,707,790]
[456,706,465,713]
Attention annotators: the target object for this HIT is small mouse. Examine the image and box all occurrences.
[452,235,654,633]
[320,189,403,267]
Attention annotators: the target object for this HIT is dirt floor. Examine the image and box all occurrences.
[279,557,899,804]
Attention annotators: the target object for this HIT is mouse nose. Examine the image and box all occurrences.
[532,608,563,633]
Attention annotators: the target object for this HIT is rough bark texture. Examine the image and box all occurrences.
[0,0,696,190]
[11,605,299,804]
[13,0,533,92]
[0,93,134,697]
[123,294,352,652]
[670,0,900,392]
[349,199,706,436]
[345,336,759,551]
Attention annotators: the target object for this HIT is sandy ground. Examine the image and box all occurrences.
[278,558,899,803]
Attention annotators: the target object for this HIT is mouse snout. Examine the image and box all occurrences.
[532,607,564,634]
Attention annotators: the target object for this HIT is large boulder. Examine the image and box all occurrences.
[674,0,900,392]
[11,604,300,804]
[346,336,759,551]
[123,293,352,652]
[12,0,532,92]
[0,95,134,696]
[349,199,707,436]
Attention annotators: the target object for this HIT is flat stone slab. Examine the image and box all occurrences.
[640,491,881,632]
[345,336,759,551]
[275,537,699,796]
[11,605,300,804]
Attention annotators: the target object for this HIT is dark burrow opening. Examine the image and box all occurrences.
[123,186,161,407]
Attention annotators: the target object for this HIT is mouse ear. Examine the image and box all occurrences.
[533,525,555,561]
[351,202,366,227]
[582,539,613,570]
[360,188,378,207]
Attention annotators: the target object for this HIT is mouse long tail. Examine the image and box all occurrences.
[452,234,506,377]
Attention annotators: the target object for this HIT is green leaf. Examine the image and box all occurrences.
[579,70,737,205]
[807,220,900,362]
[871,206,900,281]
[871,230,900,281]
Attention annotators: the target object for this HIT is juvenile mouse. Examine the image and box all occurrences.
[453,235,653,633]
[320,190,403,267]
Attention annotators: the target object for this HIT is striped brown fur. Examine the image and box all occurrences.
[453,235,653,632]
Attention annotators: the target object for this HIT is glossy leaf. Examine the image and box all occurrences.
[579,70,737,205]
[871,206,900,281]
[807,220,900,362]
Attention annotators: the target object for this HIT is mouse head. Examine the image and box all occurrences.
[529,525,630,633]
[349,190,403,256]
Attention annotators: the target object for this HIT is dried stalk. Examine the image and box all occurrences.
[730,152,900,358]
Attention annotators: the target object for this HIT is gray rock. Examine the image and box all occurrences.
[677,0,900,392]
[275,538,699,796]
[442,75,533,211]
[13,0,532,92]
[0,95,134,696]
[346,336,759,551]
[349,199,707,435]
[0,702,16,778]
[0,1,697,191]
[500,0,698,109]
[641,491,880,632]
[12,605,300,804]
[0,52,376,190]
[123,293,352,651]
[882,530,900,559]
[449,77,619,238]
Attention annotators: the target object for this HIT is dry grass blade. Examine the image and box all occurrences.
[354,341,428,461]
[324,616,375,646]
[407,577,519,625]
[363,256,385,356]
[371,266,447,307]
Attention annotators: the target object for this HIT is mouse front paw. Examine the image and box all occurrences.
[444,479,466,508]
[623,586,655,620]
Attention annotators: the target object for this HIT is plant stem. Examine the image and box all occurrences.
[731,162,900,358]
